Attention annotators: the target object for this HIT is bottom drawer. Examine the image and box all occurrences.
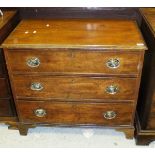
[17,100,134,126]
[0,99,15,117]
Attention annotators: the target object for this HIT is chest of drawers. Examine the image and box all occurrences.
[2,19,146,137]
[135,8,155,145]
[0,10,19,124]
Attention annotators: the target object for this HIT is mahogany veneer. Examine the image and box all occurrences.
[13,76,138,101]
[3,19,146,137]
[6,49,142,76]
[17,101,134,125]
[3,19,145,49]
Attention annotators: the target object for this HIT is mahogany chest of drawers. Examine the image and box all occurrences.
[0,11,19,124]
[2,19,146,137]
[135,8,155,145]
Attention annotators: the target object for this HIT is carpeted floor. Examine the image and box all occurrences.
[0,124,154,148]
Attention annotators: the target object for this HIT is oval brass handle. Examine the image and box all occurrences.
[103,111,117,119]
[30,82,43,91]
[105,85,119,95]
[27,57,40,68]
[34,108,47,117]
[106,58,120,69]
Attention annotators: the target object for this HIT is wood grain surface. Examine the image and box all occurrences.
[5,49,143,76]
[2,19,146,50]
[17,100,134,125]
[12,76,138,101]
[3,18,146,136]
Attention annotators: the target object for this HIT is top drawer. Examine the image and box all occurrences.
[5,49,143,76]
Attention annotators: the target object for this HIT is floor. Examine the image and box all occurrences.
[0,124,155,148]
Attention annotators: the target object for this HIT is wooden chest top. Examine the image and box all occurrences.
[140,8,155,36]
[0,11,17,29]
[2,19,146,50]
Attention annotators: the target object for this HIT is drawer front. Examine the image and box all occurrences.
[6,49,142,76]
[0,99,14,117]
[17,100,134,125]
[13,76,137,101]
[0,78,10,97]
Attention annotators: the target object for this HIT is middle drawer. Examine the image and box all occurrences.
[12,76,138,101]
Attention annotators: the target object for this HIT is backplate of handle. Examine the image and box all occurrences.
[27,57,40,68]
[105,85,119,95]
[103,111,117,119]
[106,58,120,69]
[30,82,43,91]
[34,108,47,117]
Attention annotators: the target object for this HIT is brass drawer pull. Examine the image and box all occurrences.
[34,109,47,117]
[27,57,40,68]
[106,58,120,69]
[103,111,117,119]
[30,82,43,91]
[106,85,119,94]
